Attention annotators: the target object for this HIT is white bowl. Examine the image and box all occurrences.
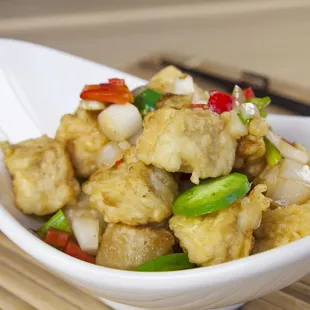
[0,39,310,310]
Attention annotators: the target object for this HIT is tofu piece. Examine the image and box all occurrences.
[147,65,184,93]
[83,148,178,226]
[237,134,266,161]
[253,202,310,253]
[136,107,238,184]
[2,135,80,215]
[235,133,267,179]
[156,93,193,110]
[96,223,175,270]
[169,185,270,266]
[147,66,208,99]
[56,112,108,178]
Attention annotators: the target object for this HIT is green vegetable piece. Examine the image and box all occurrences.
[237,112,250,125]
[136,253,195,272]
[173,173,251,217]
[37,210,71,237]
[134,89,162,117]
[264,138,282,167]
[247,96,271,118]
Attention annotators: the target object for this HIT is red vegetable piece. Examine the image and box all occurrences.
[80,80,134,104]
[108,78,125,86]
[80,89,134,104]
[188,104,208,110]
[208,91,234,114]
[243,87,255,99]
[44,228,69,248]
[64,240,95,264]
[114,159,123,168]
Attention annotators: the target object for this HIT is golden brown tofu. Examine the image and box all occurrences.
[136,108,238,184]
[96,223,175,270]
[235,133,267,179]
[147,65,207,99]
[55,112,108,178]
[2,135,80,215]
[248,118,269,138]
[156,93,192,110]
[83,148,178,226]
[169,185,270,266]
[147,65,185,93]
[75,107,100,124]
[253,202,310,253]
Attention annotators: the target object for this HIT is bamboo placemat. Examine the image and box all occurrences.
[1,55,310,310]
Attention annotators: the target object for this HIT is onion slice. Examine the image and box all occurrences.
[269,178,310,207]
[259,159,310,206]
[96,142,124,169]
[98,103,142,141]
[71,217,100,255]
[279,158,310,184]
[239,102,259,120]
[266,130,309,164]
[171,75,194,95]
[232,85,245,109]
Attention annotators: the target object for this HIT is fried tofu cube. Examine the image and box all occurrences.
[83,148,178,226]
[2,135,80,215]
[56,112,108,178]
[136,107,238,184]
[147,65,184,93]
[147,66,207,101]
[253,202,310,253]
[96,224,175,270]
[156,93,193,110]
[169,185,270,266]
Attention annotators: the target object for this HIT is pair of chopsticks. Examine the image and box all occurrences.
[150,53,310,116]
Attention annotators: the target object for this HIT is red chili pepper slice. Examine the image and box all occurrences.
[208,91,234,114]
[243,87,255,99]
[108,78,125,86]
[80,89,133,104]
[64,240,95,264]
[44,228,70,248]
[114,160,123,168]
[188,104,208,110]
[80,79,134,104]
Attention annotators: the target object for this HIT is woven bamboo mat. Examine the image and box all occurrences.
[0,55,309,310]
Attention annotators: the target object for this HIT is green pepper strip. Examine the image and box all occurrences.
[237,112,250,125]
[264,138,282,167]
[172,173,251,217]
[134,89,162,117]
[37,210,71,237]
[247,96,271,118]
[136,253,195,272]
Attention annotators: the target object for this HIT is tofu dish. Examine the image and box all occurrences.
[2,67,310,271]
